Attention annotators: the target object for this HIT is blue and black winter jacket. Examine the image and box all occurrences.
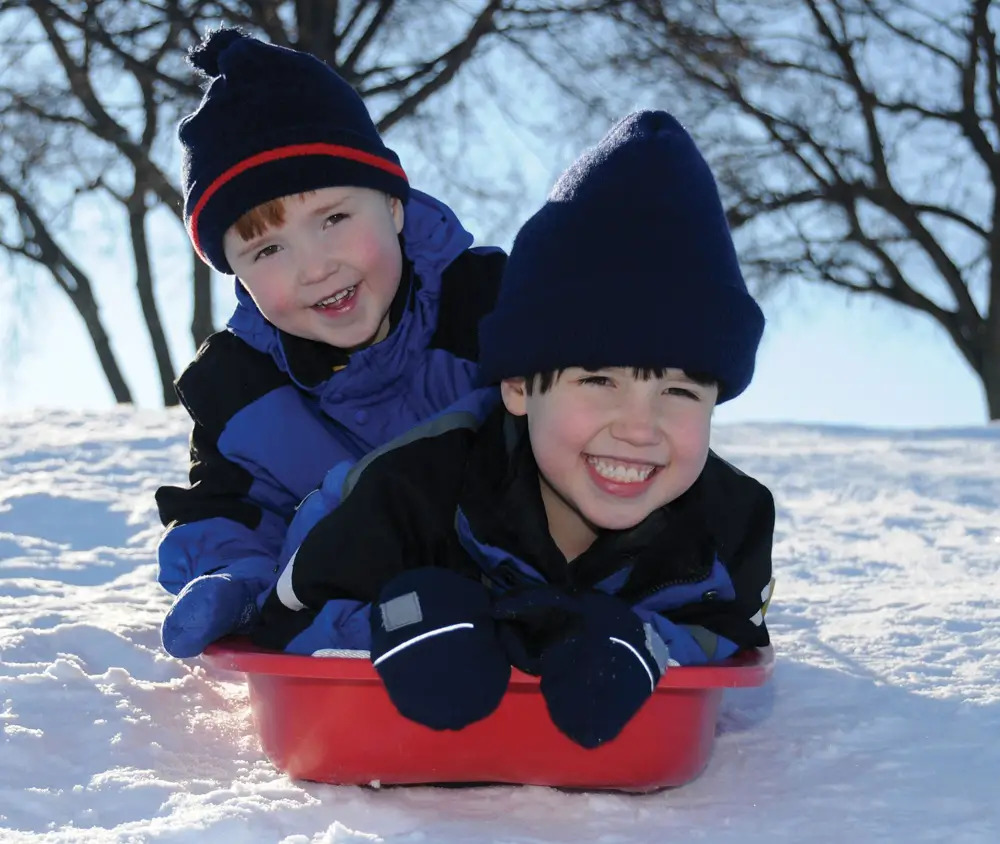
[155,191,505,594]
[252,394,776,665]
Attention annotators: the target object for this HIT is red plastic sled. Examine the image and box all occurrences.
[203,638,774,791]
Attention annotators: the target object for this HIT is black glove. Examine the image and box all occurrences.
[370,567,511,731]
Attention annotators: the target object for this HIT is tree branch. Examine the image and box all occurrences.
[27,0,184,212]
[804,0,891,185]
[375,0,504,132]
[29,0,204,99]
[861,0,963,68]
[959,0,999,178]
[342,0,396,78]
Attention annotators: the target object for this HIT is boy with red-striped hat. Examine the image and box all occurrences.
[156,29,504,659]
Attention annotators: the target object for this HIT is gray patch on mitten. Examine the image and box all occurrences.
[379,592,423,632]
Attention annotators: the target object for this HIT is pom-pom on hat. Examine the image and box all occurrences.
[477,110,764,403]
[179,28,409,274]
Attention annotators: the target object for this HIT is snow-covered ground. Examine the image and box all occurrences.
[1,409,998,843]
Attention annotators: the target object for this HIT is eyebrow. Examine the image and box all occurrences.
[308,196,351,219]
[665,369,700,383]
[233,197,353,259]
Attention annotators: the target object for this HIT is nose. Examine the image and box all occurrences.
[299,247,337,286]
[608,395,663,447]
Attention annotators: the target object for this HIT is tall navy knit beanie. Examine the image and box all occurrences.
[477,110,764,403]
[179,28,409,274]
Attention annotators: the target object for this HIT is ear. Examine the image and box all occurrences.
[500,377,528,416]
[389,196,405,234]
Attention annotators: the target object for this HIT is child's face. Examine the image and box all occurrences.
[224,186,404,351]
[501,368,718,561]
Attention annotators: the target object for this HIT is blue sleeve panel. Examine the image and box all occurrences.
[156,516,283,594]
[282,599,373,655]
[253,393,500,653]
[278,459,354,564]
[157,383,366,595]
[219,384,365,515]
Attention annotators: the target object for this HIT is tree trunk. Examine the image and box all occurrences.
[985,372,1000,421]
[984,313,1000,421]
[68,286,133,404]
[0,174,134,404]
[128,200,178,406]
[191,256,214,349]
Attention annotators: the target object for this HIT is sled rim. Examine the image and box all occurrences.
[203,637,774,689]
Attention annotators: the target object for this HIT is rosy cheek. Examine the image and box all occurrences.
[354,232,389,263]
[257,286,294,317]
[679,417,711,460]
[542,420,585,457]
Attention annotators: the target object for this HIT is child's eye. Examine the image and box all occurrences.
[324,213,348,227]
[665,386,700,400]
[579,375,613,387]
[253,244,281,261]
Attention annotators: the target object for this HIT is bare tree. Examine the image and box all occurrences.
[2,0,247,405]
[0,170,133,402]
[611,0,1000,419]
[0,0,616,405]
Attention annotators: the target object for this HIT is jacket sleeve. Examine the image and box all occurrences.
[634,455,775,665]
[277,387,500,563]
[155,422,287,593]
[154,331,349,594]
[249,461,423,653]
[252,406,486,652]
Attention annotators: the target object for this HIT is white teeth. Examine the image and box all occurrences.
[587,456,657,483]
[315,286,356,307]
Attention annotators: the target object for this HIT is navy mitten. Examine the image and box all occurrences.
[161,572,268,658]
[371,567,511,731]
[538,591,671,749]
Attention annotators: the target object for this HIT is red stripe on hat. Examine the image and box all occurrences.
[187,143,408,259]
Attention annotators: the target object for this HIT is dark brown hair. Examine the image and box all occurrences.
[523,367,718,395]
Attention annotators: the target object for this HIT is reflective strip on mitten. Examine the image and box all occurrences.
[370,567,511,731]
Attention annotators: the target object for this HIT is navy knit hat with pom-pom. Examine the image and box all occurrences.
[179,29,409,274]
[477,110,764,403]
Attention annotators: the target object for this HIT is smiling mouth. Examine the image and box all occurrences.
[585,455,661,484]
[313,285,358,309]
